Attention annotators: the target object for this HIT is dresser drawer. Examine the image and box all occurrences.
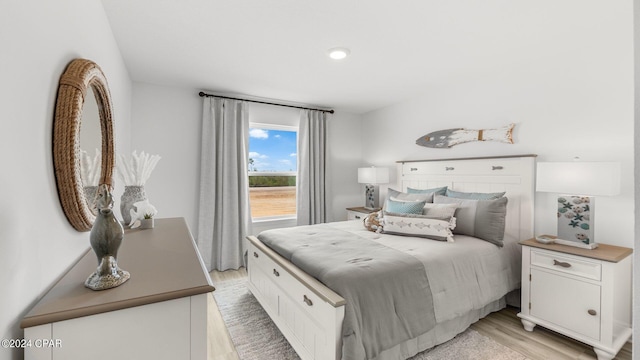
[531,249,601,281]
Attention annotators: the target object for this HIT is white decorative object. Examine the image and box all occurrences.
[129,199,158,229]
[120,186,147,227]
[536,161,620,249]
[116,150,162,186]
[357,167,389,210]
[116,151,161,225]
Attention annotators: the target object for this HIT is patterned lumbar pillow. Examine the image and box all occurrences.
[381,212,456,242]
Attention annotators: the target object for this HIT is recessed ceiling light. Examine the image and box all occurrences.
[327,47,350,60]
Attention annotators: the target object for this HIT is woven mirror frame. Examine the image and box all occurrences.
[53,59,115,232]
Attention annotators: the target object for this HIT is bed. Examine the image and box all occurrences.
[246,155,536,360]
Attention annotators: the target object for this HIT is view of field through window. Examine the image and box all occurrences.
[248,127,297,218]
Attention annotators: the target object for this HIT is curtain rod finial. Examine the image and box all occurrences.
[198,91,206,97]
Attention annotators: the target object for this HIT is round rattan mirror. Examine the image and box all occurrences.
[53,59,115,231]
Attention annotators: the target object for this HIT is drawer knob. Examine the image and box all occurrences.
[492,166,504,170]
[273,269,280,277]
[354,215,361,219]
[445,167,454,171]
[553,260,571,268]
[410,167,418,171]
[303,295,313,306]
[253,252,259,258]
[588,309,597,316]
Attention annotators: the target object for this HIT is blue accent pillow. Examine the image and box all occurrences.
[385,199,426,214]
[407,186,448,196]
[445,189,505,200]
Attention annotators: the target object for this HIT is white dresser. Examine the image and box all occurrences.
[21,218,215,360]
[518,238,632,360]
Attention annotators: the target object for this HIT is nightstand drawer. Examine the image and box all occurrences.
[347,210,365,221]
[346,207,379,221]
[531,249,601,281]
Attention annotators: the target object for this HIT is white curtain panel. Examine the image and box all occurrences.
[297,110,327,225]
[197,98,252,271]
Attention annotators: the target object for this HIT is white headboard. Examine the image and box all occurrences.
[397,155,536,243]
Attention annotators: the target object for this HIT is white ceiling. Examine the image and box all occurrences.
[101,0,572,114]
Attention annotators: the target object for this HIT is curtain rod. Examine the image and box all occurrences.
[198,92,334,114]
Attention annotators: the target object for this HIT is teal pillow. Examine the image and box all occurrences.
[445,189,505,200]
[385,199,426,214]
[407,186,447,196]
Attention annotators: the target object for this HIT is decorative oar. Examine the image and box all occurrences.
[416,123,515,148]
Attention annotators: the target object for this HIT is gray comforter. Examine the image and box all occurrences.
[258,224,436,360]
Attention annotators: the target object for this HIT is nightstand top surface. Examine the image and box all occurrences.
[520,237,632,263]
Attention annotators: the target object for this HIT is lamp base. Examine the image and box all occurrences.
[364,184,380,209]
[553,238,599,250]
[556,195,596,249]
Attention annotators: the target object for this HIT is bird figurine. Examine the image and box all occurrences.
[85,184,130,290]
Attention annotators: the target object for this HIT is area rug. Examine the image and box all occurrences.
[212,277,526,360]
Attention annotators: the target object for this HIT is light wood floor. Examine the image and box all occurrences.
[207,268,632,360]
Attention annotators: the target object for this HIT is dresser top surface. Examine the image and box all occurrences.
[21,217,214,328]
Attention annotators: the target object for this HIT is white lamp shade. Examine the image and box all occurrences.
[536,162,620,196]
[358,167,389,184]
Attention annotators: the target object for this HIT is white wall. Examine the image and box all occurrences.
[131,83,363,234]
[361,1,634,249]
[131,83,202,232]
[0,1,132,359]
[633,0,640,351]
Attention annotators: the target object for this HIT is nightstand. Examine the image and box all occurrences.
[346,207,380,221]
[518,238,632,360]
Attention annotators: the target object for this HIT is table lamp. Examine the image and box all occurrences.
[358,167,389,210]
[536,161,620,249]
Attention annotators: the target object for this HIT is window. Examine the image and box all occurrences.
[248,123,297,220]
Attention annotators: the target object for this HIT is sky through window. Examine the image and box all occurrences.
[248,128,297,172]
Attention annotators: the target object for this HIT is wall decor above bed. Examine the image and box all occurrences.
[416,123,514,148]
